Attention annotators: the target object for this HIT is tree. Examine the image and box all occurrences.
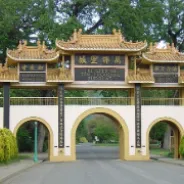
[76,120,88,142]
[150,122,168,148]
[17,126,33,152]
[94,123,117,143]
[0,0,37,61]
[85,114,118,142]
[160,0,184,51]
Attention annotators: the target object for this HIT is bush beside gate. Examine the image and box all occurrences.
[0,128,18,163]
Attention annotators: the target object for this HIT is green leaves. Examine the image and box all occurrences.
[179,136,184,157]
[150,122,167,141]
[76,114,118,143]
[0,128,18,163]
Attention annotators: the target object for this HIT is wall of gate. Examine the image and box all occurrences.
[1,105,184,159]
[141,106,184,155]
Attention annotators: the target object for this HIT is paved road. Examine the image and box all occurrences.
[76,143,119,160]
[3,144,184,184]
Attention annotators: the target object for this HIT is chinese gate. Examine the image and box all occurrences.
[0,29,184,161]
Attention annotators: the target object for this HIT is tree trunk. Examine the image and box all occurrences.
[38,124,46,153]
[37,90,54,153]
[163,125,171,150]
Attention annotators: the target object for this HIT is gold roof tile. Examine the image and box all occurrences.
[127,69,154,83]
[56,29,147,52]
[7,40,59,63]
[143,43,184,63]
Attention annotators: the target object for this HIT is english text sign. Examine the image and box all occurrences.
[75,68,125,81]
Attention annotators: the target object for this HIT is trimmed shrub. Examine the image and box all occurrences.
[0,128,18,163]
[79,137,88,143]
[179,136,184,157]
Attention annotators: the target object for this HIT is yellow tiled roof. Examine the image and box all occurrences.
[143,43,184,63]
[7,40,59,63]
[56,29,147,52]
[127,69,154,83]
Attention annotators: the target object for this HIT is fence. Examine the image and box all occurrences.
[0,97,183,106]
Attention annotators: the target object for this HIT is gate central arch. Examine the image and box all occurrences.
[70,107,129,160]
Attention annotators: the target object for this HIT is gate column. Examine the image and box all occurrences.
[135,83,142,153]
[3,83,10,129]
[58,84,65,149]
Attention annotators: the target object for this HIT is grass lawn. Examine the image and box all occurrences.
[150,148,171,157]
[94,143,119,147]
[0,154,32,166]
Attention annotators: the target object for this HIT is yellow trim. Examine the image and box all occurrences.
[146,117,184,159]
[13,116,54,161]
[71,107,129,161]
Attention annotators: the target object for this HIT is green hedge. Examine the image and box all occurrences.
[0,128,18,163]
[179,136,184,157]
[79,137,88,143]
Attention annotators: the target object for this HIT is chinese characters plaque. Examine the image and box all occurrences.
[135,84,141,148]
[58,84,65,148]
[153,64,178,83]
[20,73,46,82]
[74,54,125,82]
[75,54,125,65]
[19,63,46,82]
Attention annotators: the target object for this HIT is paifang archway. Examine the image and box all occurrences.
[70,107,129,161]
[146,117,184,159]
[13,116,54,161]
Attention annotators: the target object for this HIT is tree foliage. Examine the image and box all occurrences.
[17,126,33,152]
[161,0,184,51]
[0,128,18,163]
[150,122,167,142]
[77,114,118,143]
[0,0,184,63]
[179,136,184,157]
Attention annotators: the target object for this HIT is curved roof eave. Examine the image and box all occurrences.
[7,53,59,62]
[56,42,148,53]
[142,53,184,63]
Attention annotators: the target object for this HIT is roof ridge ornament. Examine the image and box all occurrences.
[23,40,27,47]
[37,40,41,47]
[70,28,82,43]
[73,29,77,41]
[112,29,124,41]
[18,40,23,51]
[42,41,46,51]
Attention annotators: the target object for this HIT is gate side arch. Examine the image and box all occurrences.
[13,116,54,161]
[146,117,184,159]
[71,107,129,160]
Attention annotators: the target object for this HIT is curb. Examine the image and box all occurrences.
[0,160,43,183]
[151,158,184,167]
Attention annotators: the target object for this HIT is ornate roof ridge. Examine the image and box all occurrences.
[66,28,123,43]
[7,40,59,63]
[147,42,180,54]
[142,43,184,63]
[56,29,147,52]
